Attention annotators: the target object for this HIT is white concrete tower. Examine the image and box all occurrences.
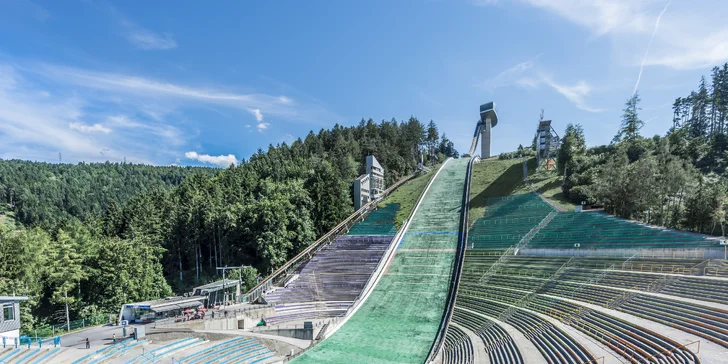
[480,118,492,158]
[479,102,498,159]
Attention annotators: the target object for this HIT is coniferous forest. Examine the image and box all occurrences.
[558,63,728,235]
[0,118,457,332]
[3,63,727,335]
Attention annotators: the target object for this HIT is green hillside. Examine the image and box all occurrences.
[468,157,574,226]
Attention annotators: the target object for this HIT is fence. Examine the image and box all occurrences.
[1,335,61,349]
[25,313,111,338]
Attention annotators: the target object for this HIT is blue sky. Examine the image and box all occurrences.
[1,0,727,166]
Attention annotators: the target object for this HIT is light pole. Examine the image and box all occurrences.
[721,240,728,261]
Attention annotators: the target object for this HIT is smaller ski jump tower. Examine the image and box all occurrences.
[468,102,498,157]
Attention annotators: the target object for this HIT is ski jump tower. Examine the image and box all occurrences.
[468,102,498,157]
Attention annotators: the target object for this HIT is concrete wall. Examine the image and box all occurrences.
[255,327,313,341]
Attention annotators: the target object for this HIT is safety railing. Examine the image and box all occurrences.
[427,156,475,363]
[241,174,417,304]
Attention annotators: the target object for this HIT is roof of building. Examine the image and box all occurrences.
[123,295,202,309]
[194,279,240,292]
[366,155,383,170]
[0,296,28,302]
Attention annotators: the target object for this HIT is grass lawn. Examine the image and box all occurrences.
[379,165,439,229]
[468,157,575,226]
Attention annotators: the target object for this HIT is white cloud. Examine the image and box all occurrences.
[69,122,112,134]
[0,65,152,163]
[0,64,193,164]
[257,122,270,132]
[506,0,728,70]
[106,115,184,146]
[519,74,603,113]
[481,58,537,91]
[480,58,603,112]
[185,151,237,167]
[250,108,264,122]
[120,19,177,50]
[37,64,299,117]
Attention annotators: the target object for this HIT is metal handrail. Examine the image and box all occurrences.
[242,174,416,303]
[427,156,476,363]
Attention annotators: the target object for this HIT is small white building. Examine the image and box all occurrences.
[0,296,28,339]
[354,156,385,211]
[353,174,371,211]
[366,155,385,200]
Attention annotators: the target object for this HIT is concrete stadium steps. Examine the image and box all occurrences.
[177,337,276,364]
[560,266,728,303]
[292,158,469,363]
[704,260,728,277]
[463,282,700,364]
[125,337,205,364]
[442,325,474,364]
[542,279,728,348]
[72,338,147,364]
[264,301,353,325]
[570,256,711,275]
[0,346,63,364]
[477,266,728,351]
[456,295,594,364]
[264,235,393,305]
[529,211,718,250]
[346,204,399,236]
[468,194,554,250]
[525,295,700,364]
[451,308,523,364]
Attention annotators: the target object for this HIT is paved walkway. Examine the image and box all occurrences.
[195,329,311,349]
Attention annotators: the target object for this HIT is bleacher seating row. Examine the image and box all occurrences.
[125,337,204,364]
[468,194,554,250]
[529,212,718,250]
[178,337,276,364]
[0,346,60,364]
[456,294,594,364]
[346,204,399,236]
[446,190,723,363]
[73,338,146,364]
[264,235,392,307]
[265,301,351,325]
[559,266,728,303]
[542,279,728,348]
[452,308,523,364]
[442,325,474,364]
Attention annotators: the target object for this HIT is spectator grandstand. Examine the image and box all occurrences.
[528,211,719,250]
[262,205,400,324]
[292,158,470,363]
[442,189,722,363]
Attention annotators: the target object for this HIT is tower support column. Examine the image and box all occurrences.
[480,117,492,158]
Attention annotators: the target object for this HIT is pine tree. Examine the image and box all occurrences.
[614,93,644,143]
[48,230,87,332]
[557,124,586,174]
